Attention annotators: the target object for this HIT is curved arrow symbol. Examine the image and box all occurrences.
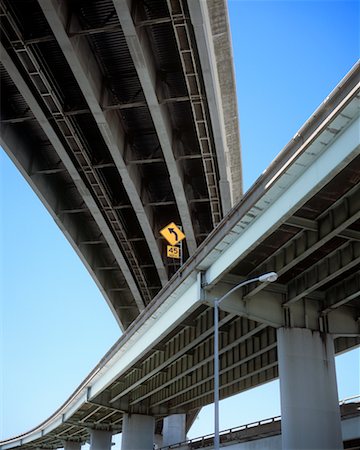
[168,227,178,242]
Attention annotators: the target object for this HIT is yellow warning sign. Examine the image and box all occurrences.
[167,245,180,259]
[160,222,186,246]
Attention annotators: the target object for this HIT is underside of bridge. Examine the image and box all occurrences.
[1,59,359,448]
[0,0,241,330]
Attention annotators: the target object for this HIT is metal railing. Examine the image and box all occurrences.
[158,396,360,449]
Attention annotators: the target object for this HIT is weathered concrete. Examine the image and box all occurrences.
[63,442,81,450]
[121,414,154,450]
[89,429,112,450]
[277,328,342,449]
[163,414,186,446]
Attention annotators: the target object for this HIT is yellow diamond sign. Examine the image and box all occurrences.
[160,222,185,246]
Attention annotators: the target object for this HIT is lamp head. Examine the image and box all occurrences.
[258,272,278,283]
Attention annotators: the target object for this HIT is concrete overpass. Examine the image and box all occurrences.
[0,0,241,330]
[158,397,360,449]
[0,57,359,449]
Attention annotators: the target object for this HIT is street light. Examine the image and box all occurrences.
[213,272,278,450]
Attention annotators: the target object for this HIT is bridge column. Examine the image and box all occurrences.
[163,414,186,446]
[277,327,342,449]
[154,434,163,448]
[63,442,81,450]
[121,414,154,450]
[89,429,112,450]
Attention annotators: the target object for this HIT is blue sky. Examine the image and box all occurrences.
[1,0,359,444]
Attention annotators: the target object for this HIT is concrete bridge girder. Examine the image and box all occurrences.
[206,284,360,336]
[37,0,169,288]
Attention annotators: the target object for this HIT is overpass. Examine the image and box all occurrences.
[158,397,360,449]
[0,58,359,448]
[0,0,241,330]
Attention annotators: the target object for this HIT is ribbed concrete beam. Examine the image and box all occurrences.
[63,442,81,450]
[246,182,360,299]
[0,42,145,325]
[285,241,360,305]
[323,272,360,313]
[112,0,197,255]
[38,0,168,288]
[127,322,268,408]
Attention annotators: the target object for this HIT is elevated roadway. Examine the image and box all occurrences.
[158,397,360,449]
[0,0,241,330]
[0,61,359,449]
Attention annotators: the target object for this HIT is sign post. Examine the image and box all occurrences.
[160,222,186,265]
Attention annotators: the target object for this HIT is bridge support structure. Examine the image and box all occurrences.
[121,414,154,450]
[163,414,186,446]
[63,442,81,450]
[277,327,343,449]
[89,429,112,450]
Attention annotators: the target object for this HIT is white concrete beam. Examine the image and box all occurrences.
[187,0,237,209]
[204,115,360,288]
[207,284,360,335]
[112,0,197,254]
[88,273,202,400]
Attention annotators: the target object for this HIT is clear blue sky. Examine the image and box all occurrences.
[1,0,359,444]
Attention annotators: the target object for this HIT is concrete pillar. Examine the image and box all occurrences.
[121,414,155,450]
[277,328,342,450]
[89,429,112,450]
[163,414,186,446]
[154,434,163,449]
[63,443,81,450]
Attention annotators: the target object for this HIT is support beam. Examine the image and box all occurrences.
[323,272,360,313]
[187,0,241,206]
[277,328,342,450]
[0,41,145,326]
[38,0,168,287]
[247,181,360,299]
[113,0,197,254]
[121,414,154,450]
[89,429,113,450]
[204,114,360,289]
[286,241,360,305]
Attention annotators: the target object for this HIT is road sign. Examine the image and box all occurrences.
[167,245,180,259]
[160,222,185,246]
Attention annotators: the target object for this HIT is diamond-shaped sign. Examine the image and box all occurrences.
[160,222,185,246]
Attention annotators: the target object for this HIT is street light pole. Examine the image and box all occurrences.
[213,272,278,450]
